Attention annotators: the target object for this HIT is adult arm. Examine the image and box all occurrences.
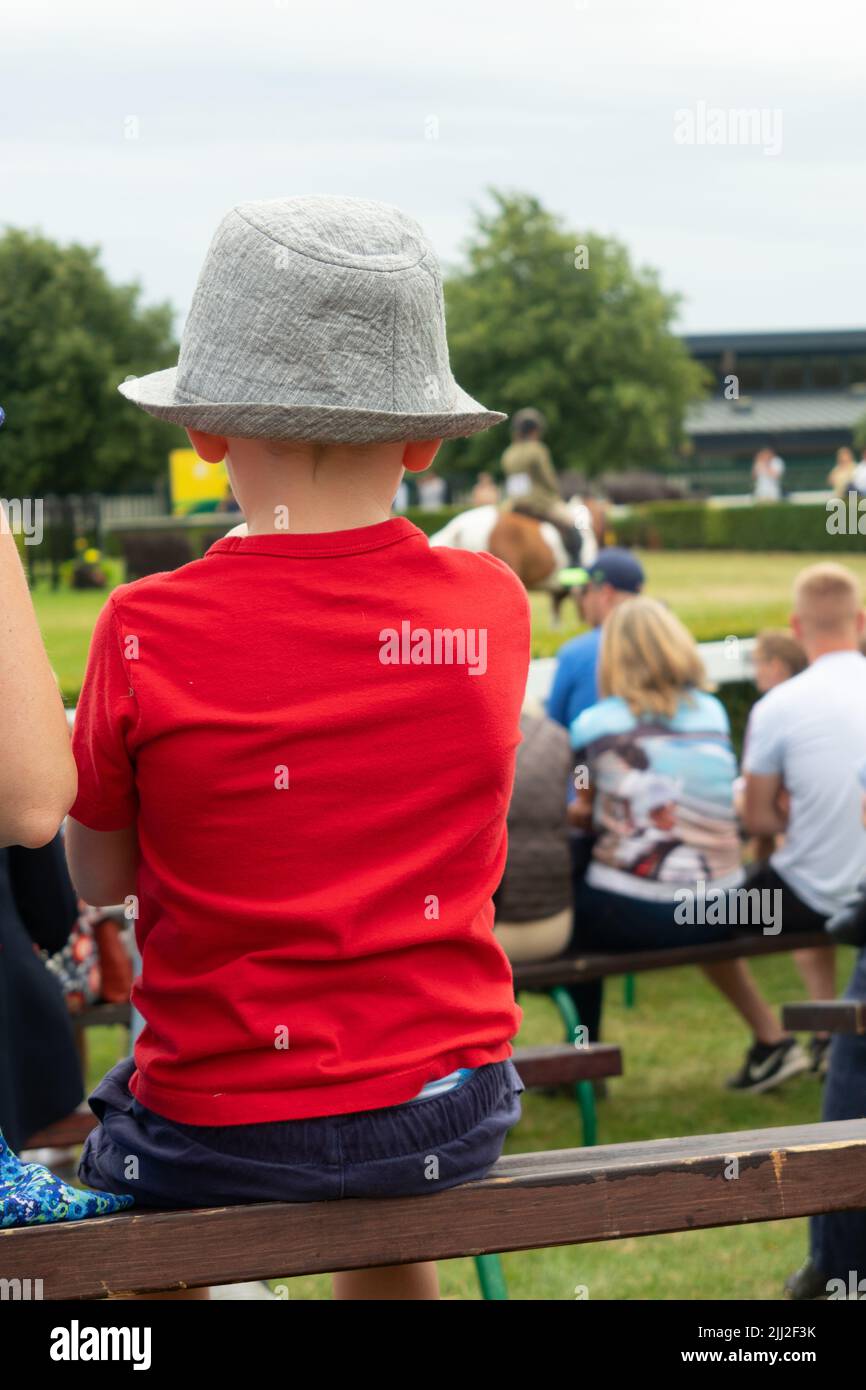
[741,772,789,837]
[0,524,77,846]
[740,693,789,837]
[567,784,595,829]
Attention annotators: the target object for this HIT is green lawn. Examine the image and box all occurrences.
[531,550,866,655]
[35,585,112,703]
[64,551,856,1298]
[41,550,866,699]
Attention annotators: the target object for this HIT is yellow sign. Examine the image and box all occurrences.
[169,448,230,515]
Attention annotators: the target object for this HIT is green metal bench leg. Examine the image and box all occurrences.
[474,1253,509,1300]
[549,986,597,1147]
[624,973,636,1009]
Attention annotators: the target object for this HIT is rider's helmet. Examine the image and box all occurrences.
[511,407,546,440]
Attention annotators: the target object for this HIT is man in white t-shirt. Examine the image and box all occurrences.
[743,563,866,917]
[741,563,866,1076]
[747,563,866,1301]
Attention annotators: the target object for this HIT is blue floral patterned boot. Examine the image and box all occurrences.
[0,1128,133,1227]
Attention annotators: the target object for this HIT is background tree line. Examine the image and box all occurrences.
[0,193,710,496]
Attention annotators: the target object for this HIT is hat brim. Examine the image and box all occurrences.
[118,370,506,443]
[557,567,590,589]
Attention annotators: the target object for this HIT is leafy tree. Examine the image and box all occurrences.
[0,227,182,496]
[441,191,708,479]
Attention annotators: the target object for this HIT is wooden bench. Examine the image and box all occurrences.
[22,1043,624,1153]
[513,932,833,1081]
[513,929,831,991]
[22,1108,98,1152]
[5,1118,864,1300]
[71,1001,132,1034]
[782,1000,866,1036]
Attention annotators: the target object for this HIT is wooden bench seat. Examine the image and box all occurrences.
[511,1042,621,1088]
[21,1109,98,1152]
[4,1118,864,1300]
[782,1000,866,1036]
[513,929,830,990]
[71,1002,132,1032]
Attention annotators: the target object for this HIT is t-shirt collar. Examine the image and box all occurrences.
[206,516,419,559]
[810,648,863,667]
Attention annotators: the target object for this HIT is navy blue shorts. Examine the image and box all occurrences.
[78,1056,524,1208]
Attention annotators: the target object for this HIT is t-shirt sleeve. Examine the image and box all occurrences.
[70,595,139,831]
[705,692,731,735]
[741,693,785,777]
[569,707,592,754]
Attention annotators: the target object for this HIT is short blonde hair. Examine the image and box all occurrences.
[598,596,710,719]
[793,563,862,635]
[259,438,382,465]
[753,628,807,677]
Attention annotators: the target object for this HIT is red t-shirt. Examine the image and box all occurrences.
[71,518,529,1123]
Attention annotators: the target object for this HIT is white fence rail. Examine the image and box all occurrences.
[98,495,167,527]
[526,638,756,705]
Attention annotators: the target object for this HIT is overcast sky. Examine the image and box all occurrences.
[4,0,864,336]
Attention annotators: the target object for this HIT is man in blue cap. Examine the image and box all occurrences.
[548,548,646,732]
[547,548,646,1042]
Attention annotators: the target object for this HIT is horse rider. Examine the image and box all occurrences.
[500,408,583,564]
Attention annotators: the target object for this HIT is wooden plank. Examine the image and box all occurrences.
[513,1043,622,1087]
[3,1118,864,1300]
[23,1110,97,1151]
[72,1002,132,1032]
[513,930,830,989]
[782,1000,866,1035]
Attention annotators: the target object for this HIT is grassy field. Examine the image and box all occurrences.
[85,948,852,1300]
[531,549,866,655]
[41,549,866,698]
[61,550,856,1299]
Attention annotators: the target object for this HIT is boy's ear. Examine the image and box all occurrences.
[402,439,442,473]
[186,428,228,464]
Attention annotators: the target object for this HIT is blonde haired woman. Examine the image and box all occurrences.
[828,446,856,498]
[568,596,808,1092]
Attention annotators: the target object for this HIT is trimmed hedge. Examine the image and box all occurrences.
[403,506,461,536]
[613,500,866,552]
[715,680,757,759]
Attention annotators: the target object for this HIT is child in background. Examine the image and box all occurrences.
[735,628,807,862]
[752,628,807,694]
[65,196,530,1301]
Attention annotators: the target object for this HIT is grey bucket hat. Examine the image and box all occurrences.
[119,196,506,443]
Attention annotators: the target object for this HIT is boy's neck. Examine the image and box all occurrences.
[226,437,406,536]
[244,495,395,535]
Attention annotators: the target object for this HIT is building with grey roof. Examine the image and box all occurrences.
[682,329,866,493]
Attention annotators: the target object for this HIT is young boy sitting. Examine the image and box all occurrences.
[66,196,530,1301]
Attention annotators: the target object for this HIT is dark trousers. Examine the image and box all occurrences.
[810,946,866,1281]
[564,837,603,1041]
[564,852,749,1041]
[741,862,829,934]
